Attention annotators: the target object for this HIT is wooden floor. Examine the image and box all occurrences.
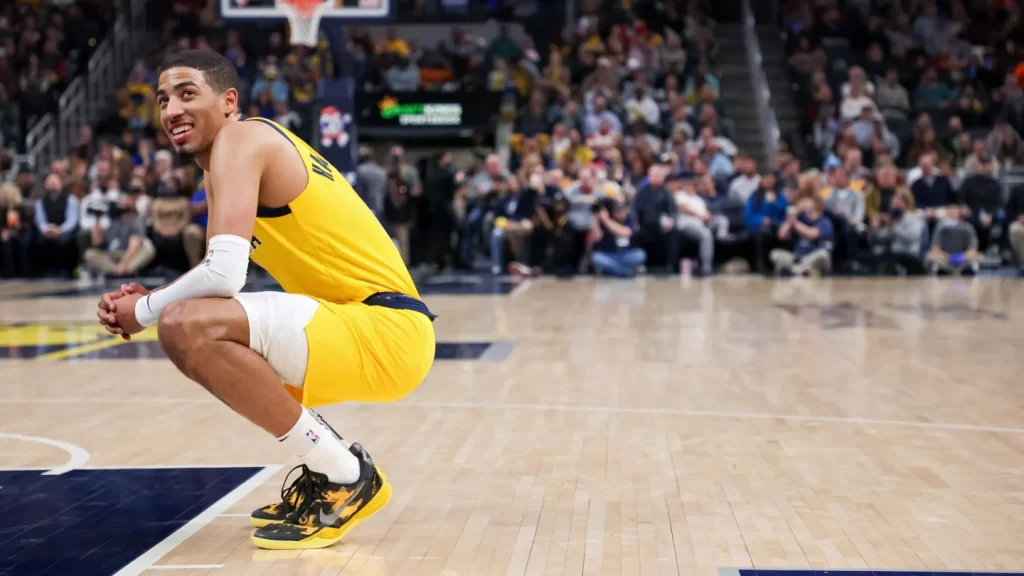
[2,276,1024,575]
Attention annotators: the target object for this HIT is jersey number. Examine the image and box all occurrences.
[310,153,334,181]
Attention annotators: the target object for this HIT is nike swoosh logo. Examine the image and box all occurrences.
[318,482,364,525]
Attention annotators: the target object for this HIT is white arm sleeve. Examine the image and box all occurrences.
[134,234,250,327]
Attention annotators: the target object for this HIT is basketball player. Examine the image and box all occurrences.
[95,50,436,550]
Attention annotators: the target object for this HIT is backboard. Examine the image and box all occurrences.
[220,0,391,19]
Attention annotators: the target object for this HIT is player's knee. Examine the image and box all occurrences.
[157,300,203,358]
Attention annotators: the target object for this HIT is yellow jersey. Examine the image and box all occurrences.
[243,117,419,303]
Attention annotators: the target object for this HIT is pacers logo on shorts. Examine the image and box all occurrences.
[306,429,320,444]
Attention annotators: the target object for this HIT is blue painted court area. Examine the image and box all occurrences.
[741,565,1019,569]
[0,467,262,576]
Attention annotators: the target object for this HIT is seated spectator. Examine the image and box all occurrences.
[906,125,941,167]
[727,155,760,203]
[824,167,866,270]
[964,138,1001,176]
[77,159,121,261]
[744,171,790,274]
[83,191,155,278]
[0,183,31,278]
[866,165,915,227]
[385,55,421,92]
[871,187,926,275]
[915,67,957,110]
[185,186,208,268]
[1007,184,1024,274]
[788,36,826,76]
[927,205,980,275]
[674,177,716,276]
[705,140,734,179]
[490,176,534,276]
[771,194,834,277]
[841,76,878,121]
[910,153,957,225]
[590,199,645,278]
[632,165,679,271]
[34,173,79,278]
[959,159,1005,252]
[149,175,192,273]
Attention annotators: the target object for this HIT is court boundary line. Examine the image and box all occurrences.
[0,433,90,475]
[145,565,224,571]
[111,464,280,576]
[380,401,1024,435]
[720,565,1024,569]
[3,398,1023,435]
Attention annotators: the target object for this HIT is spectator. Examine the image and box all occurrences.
[590,198,645,278]
[914,67,957,110]
[385,54,421,92]
[77,158,120,260]
[910,153,957,224]
[82,189,155,278]
[674,176,715,276]
[0,182,31,278]
[356,145,387,219]
[148,173,191,272]
[727,155,761,203]
[959,159,1005,252]
[632,165,679,271]
[184,185,207,268]
[745,171,790,274]
[490,176,534,276]
[1008,184,1024,274]
[824,167,866,270]
[771,193,833,277]
[876,66,909,117]
[34,173,79,278]
[384,161,416,265]
[927,205,980,275]
[873,193,927,275]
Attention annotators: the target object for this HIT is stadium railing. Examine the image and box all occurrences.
[19,0,148,176]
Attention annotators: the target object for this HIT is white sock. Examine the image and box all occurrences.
[277,408,361,484]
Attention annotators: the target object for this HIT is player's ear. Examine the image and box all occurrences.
[221,87,239,119]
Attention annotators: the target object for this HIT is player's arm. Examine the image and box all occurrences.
[133,122,270,327]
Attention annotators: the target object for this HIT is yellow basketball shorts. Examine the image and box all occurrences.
[233,291,436,407]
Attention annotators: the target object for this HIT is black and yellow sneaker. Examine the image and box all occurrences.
[250,410,352,528]
[250,443,391,550]
[249,465,313,528]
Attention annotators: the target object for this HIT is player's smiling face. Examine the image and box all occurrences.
[157,67,233,155]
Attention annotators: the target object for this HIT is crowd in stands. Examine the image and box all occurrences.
[7,0,1024,283]
[780,0,1024,275]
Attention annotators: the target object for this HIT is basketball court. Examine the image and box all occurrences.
[1,275,1023,575]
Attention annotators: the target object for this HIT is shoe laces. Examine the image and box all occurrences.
[279,464,329,524]
[280,461,327,524]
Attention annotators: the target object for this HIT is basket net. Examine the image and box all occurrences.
[277,0,330,47]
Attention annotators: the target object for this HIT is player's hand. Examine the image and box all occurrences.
[98,283,150,339]
[111,292,146,339]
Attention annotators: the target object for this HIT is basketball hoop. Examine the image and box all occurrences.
[277,0,330,47]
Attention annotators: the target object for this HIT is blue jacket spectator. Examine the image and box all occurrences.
[744,185,789,232]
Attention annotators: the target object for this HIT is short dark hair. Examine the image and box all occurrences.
[159,49,241,94]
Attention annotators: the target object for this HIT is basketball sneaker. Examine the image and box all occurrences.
[249,410,353,528]
[250,443,391,550]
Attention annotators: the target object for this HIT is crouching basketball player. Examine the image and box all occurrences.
[95,50,436,550]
